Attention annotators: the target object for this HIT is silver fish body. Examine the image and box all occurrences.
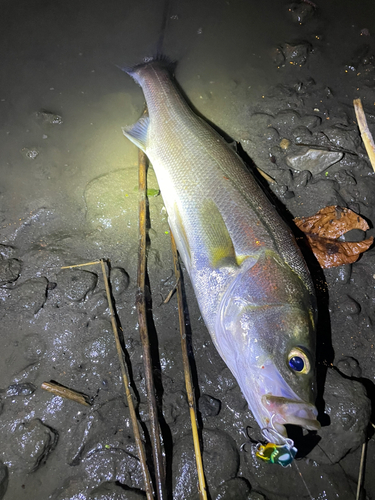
[123,59,320,441]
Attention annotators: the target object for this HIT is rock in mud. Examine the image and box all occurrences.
[0,461,8,500]
[83,448,143,491]
[338,295,361,317]
[173,429,239,499]
[198,393,221,417]
[0,245,14,259]
[248,493,266,500]
[339,175,375,219]
[287,2,315,24]
[286,148,343,174]
[4,382,36,397]
[21,147,40,160]
[4,418,58,472]
[0,258,21,285]
[50,477,88,500]
[292,169,312,188]
[89,482,145,499]
[163,390,189,427]
[84,334,116,365]
[288,178,345,217]
[336,356,362,378]
[324,126,361,152]
[272,110,301,129]
[299,114,321,129]
[276,41,312,66]
[309,368,371,464]
[22,333,46,363]
[110,267,130,298]
[261,127,279,142]
[5,277,48,316]
[213,478,251,499]
[67,400,134,469]
[34,110,63,125]
[56,269,98,301]
[292,125,313,144]
[250,113,273,129]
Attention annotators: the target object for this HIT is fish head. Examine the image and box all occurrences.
[216,252,320,442]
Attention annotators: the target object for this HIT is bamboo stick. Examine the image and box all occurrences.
[353,98,375,172]
[137,150,167,500]
[169,231,208,500]
[100,259,154,500]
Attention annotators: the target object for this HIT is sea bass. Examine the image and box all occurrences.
[122,58,320,442]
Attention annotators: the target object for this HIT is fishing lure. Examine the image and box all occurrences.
[256,440,297,467]
[255,415,297,467]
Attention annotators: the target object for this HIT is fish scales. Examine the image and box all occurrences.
[123,59,320,442]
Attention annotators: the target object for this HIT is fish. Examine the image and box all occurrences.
[122,57,320,443]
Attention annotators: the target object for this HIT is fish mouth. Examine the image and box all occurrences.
[262,394,321,437]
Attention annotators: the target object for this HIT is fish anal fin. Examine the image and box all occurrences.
[122,115,150,152]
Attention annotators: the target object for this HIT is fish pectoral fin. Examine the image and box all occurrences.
[122,116,150,152]
[198,199,238,268]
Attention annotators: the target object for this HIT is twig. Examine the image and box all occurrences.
[137,150,166,500]
[41,382,92,406]
[356,441,367,500]
[169,231,208,500]
[100,258,154,500]
[353,98,375,172]
[163,278,180,304]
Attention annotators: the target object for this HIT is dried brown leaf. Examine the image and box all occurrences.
[294,205,373,268]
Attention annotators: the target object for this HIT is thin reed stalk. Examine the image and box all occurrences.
[170,231,208,500]
[137,150,167,500]
[356,441,367,500]
[100,259,154,500]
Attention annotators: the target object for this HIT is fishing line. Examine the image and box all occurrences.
[293,460,315,500]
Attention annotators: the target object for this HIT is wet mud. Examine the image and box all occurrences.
[0,0,375,499]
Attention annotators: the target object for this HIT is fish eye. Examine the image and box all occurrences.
[287,348,310,374]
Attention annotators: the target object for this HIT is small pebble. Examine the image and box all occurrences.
[279,138,291,150]
[21,148,39,160]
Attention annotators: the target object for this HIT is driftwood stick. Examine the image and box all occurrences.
[170,231,208,500]
[100,259,154,500]
[137,150,166,500]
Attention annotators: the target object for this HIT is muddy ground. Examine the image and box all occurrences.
[0,0,375,499]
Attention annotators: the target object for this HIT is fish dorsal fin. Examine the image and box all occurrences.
[122,115,150,152]
[198,199,238,268]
